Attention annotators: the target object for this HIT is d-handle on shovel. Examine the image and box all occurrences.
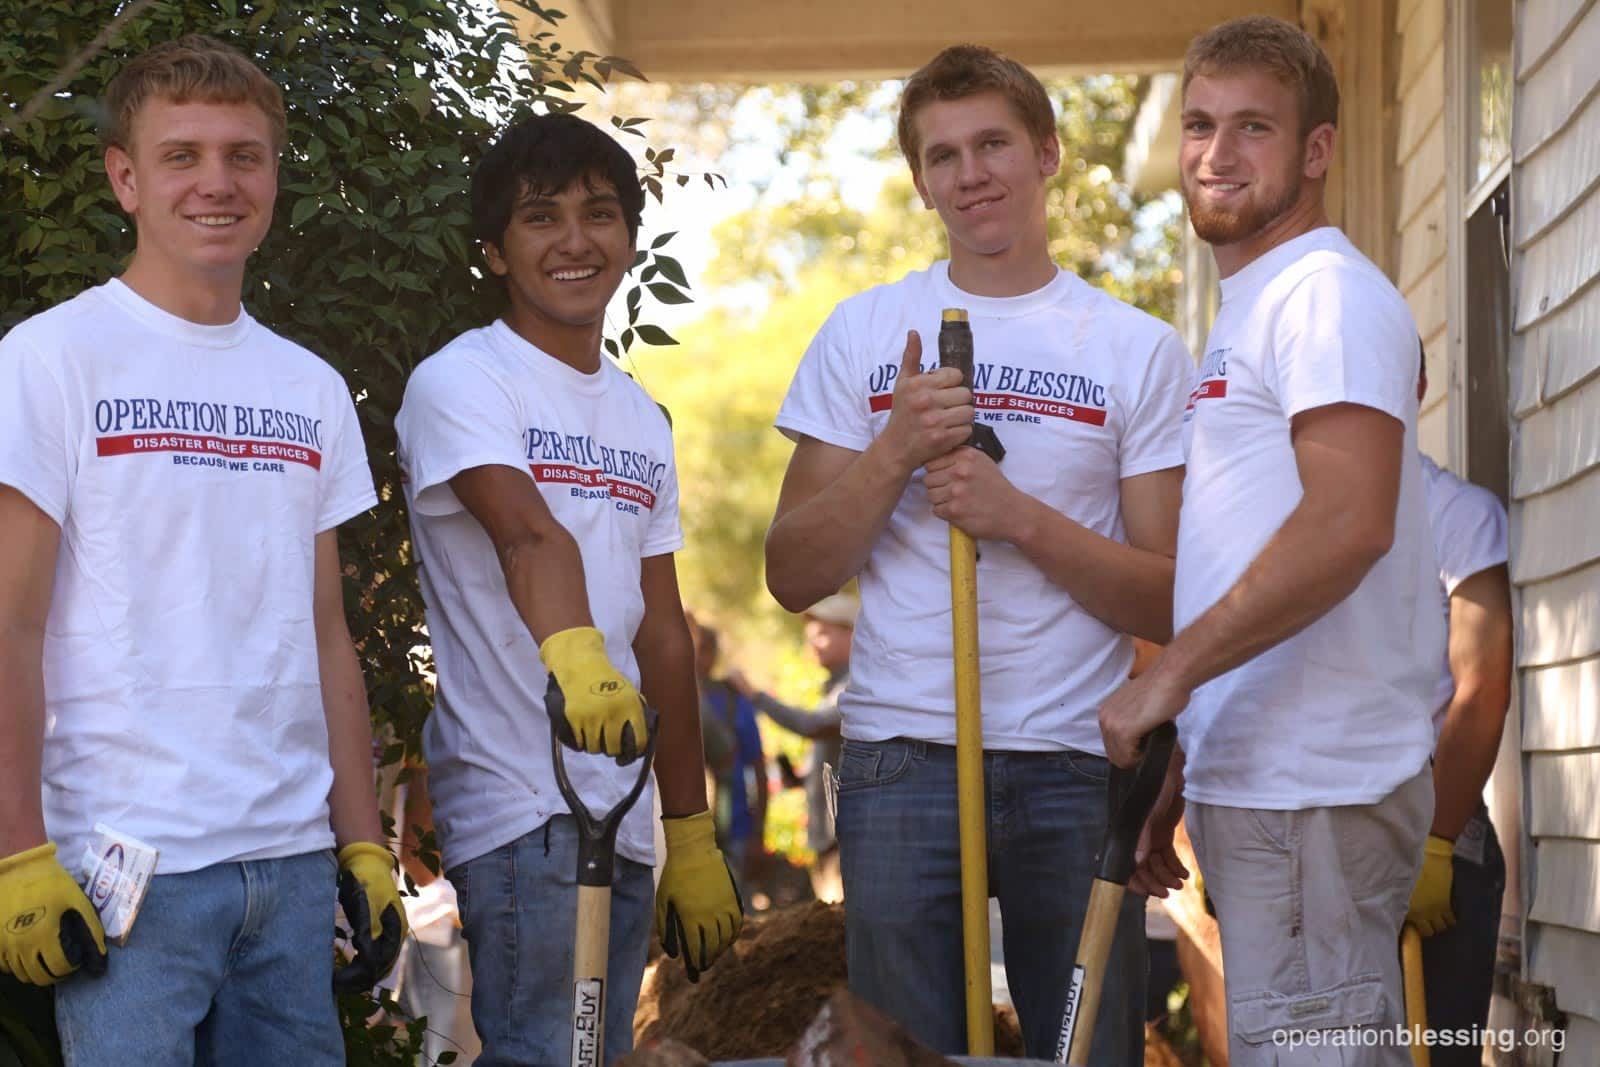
[1054,720,1178,1065]
[547,677,659,1067]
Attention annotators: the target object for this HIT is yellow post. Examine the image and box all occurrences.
[1401,923,1430,1067]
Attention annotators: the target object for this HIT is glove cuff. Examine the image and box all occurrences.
[337,841,397,873]
[0,842,58,875]
[1424,834,1455,858]
[538,625,606,671]
[661,809,717,852]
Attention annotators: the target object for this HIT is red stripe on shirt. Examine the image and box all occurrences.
[96,433,321,470]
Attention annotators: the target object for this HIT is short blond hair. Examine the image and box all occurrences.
[103,35,287,152]
[1183,16,1339,135]
[897,44,1056,173]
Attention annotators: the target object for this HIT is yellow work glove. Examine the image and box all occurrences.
[1406,834,1457,937]
[0,843,106,986]
[332,842,407,993]
[540,626,650,763]
[655,811,742,982]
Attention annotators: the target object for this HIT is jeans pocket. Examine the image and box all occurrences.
[1049,749,1110,785]
[1231,974,1384,1046]
[835,739,913,793]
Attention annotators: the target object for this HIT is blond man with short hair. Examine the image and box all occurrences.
[0,36,401,1063]
[767,44,1191,1062]
[1099,16,1442,1064]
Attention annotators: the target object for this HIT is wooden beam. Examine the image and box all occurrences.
[609,0,1296,81]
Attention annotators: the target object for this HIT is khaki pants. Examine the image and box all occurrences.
[1189,766,1432,1066]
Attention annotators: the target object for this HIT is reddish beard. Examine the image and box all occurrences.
[1183,170,1303,246]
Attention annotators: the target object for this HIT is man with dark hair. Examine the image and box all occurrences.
[766,43,1190,1062]
[0,34,401,1064]
[1099,15,1443,1064]
[395,111,740,1065]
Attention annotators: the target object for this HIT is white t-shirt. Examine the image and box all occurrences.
[0,279,377,873]
[776,262,1190,752]
[395,322,682,870]
[1420,453,1509,730]
[1175,228,1444,809]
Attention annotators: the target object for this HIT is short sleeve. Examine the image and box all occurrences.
[316,383,378,532]
[1433,483,1508,595]
[0,330,74,523]
[641,414,684,557]
[396,355,528,517]
[1119,327,1192,479]
[774,306,873,451]
[1270,265,1418,423]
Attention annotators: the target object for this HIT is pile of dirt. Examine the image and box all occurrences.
[635,901,1027,1060]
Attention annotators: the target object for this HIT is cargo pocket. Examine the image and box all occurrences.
[1231,974,1384,1047]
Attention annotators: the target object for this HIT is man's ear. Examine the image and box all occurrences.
[912,169,933,210]
[1303,122,1336,181]
[105,145,139,214]
[1038,133,1062,179]
[482,240,509,277]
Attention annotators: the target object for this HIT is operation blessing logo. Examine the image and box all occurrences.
[867,360,1109,426]
[523,425,668,515]
[1186,347,1229,418]
[93,396,324,472]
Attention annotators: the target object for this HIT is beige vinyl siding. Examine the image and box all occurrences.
[1395,0,1448,461]
[1512,0,1600,1048]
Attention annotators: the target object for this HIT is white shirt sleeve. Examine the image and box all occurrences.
[1119,328,1191,479]
[316,385,379,532]
[0,330,75,523]
[1270,265,1418,423]
[642,418,685,558]
[397,355,528,517]
[775,306,872,451]
[1434,482,1509,595]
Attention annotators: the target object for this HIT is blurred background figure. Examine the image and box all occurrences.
[736,593,856,903]
[688,615,768,890]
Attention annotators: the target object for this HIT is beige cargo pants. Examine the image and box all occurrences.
[1189,765,1433,1066]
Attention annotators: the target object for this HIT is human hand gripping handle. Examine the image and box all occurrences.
[1406,835,1457,937]
[540,625,650,764]
[0,844,106,986]
[332,842,407,993]
[655,811,742,983]
[881,330,976,474]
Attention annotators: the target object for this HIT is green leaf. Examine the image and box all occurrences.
[646,282,691,305]
[633,323,678,346]
[651,254,688,287]
[649,230,677,249]
[290,197,320,227]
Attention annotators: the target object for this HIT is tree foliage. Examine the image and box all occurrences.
[2,1,686,1061]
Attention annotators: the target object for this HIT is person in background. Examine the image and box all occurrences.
[1409,351,1513,1066]
[689,618,768,887]
[734,593,857,903]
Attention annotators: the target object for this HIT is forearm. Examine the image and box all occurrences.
[1010,495,1175,642]
[766,436,911,611]
[502,524,594,643]
[1161,500,1385,691]
[636,619,710,818]
[319,631,384,849]
[0,645,47,854]
[752,692,843,738]
[1430,687,1512,839]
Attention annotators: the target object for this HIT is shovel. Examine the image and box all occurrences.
[547,679,658,1067]
[1054,720,1178,1064]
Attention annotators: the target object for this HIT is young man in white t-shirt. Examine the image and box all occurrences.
[1098,17,1445,1064]
[394,113,741,1065]
[0,36,403,1062]
[1408,355,1513,1066]
[767,45,1191,1062]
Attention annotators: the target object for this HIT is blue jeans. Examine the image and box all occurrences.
[450,816,654,1067]
[1421,807,1505,1066]
[836,738,1146,1063]
[53,851,342,1066]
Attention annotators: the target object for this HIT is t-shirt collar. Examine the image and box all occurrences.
[490,319,611,397]
[932,260,1076,319]
[103,278,253,349]
[1217,225,1346,303]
